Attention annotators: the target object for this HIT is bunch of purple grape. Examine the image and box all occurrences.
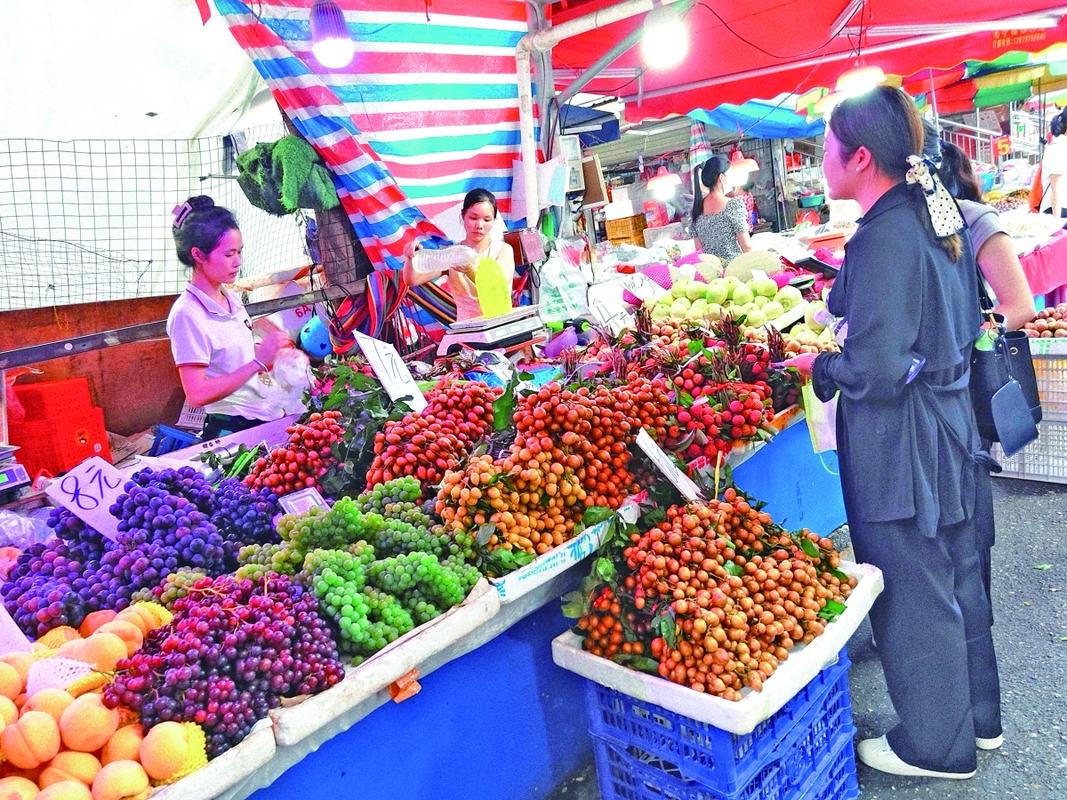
[104,574,344,757]
[129,465,217,515]
[210,477,281,567]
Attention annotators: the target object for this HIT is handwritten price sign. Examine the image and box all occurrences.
[589,300,632,335]
[354,332,428,413]
[636,430,702,501]
[44,456,125,541]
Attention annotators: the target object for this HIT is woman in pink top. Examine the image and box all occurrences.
[403,189,516,320]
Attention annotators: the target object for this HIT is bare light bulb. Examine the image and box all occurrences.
[640,7,689,72]
[311,0,355,69]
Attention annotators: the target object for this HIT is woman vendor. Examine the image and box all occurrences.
[403,188,516,321]
[166,195,290,440]
[690,155,752,263]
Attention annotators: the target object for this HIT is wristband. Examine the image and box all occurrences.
[253,357,269,371]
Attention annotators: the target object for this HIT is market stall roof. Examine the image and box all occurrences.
[547,1,1067,122]
[689,98,825,139]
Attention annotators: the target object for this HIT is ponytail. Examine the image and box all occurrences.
[690,155,730,223]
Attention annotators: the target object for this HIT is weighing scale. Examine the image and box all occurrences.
[436,305,545,356]
[0,445,30,502]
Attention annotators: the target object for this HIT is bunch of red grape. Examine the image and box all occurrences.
[104,574,344,757]
[245,411,344,495]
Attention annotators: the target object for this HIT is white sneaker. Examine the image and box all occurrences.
[976,735,1003,751]
[856,735,977,780]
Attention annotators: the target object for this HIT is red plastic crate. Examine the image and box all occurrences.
[9,407,111,477]
[13,377,93,420]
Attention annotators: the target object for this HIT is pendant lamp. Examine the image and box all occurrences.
[835,64,886,98]
[648,166,682,200]
[311,0,355,68]
[727,146,759,174]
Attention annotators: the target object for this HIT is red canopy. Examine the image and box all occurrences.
[548,1,1067,120]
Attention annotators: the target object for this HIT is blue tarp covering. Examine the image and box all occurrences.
[560,103,620,147]
[690,100,824,139]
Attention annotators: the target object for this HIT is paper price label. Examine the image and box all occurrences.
[623,273,667,303]
[589,300,632,335]
[636,429,702,501]
[279,487,330,516]
[44,456,125,541]
[354,332,427,412]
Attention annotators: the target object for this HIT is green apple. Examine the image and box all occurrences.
[745,308,768,327]
[723,275,742,297]
[731,283,754,306]
[752,295,769,308]
[651,305,670,319]
[705,303,724,320]
[704,279,730,305]
[748,273,779,299]
[686,282,707,301]
[763,301,785,320]
[774,285,804,311]
[690,299,709,317]
[805,300,827,333]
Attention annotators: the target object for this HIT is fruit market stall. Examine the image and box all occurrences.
[0,290,859,799]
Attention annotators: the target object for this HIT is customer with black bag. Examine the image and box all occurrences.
[782,87,1001,779]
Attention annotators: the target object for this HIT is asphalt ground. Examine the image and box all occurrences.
[549,477,1067,800]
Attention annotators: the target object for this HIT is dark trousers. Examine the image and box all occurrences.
[850,515,1002,774]
[202,413,263,441]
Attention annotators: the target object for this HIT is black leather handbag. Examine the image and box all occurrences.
[969,277,1042,453]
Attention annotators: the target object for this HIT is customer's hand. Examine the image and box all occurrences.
[452,258,477,277]
[774,352,819,376]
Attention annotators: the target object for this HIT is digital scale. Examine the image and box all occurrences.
[0,445,30,502]
[436,305,546,356]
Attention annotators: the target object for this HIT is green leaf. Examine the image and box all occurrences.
[831,568,850,582]
[583,506,614,526]
[818,599,847,622]
[724,561,744,577]
[800,538,821,559]
[657,613,677,649]
[678,390,695,408]
[560,590,587,619]
[610,654,660,674]
[1034,563,1053,571]
[476,523,497,546]
[492,370,522,432]
[595,557,617,583]
[687,339,703,355]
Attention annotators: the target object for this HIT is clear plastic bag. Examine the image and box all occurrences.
[0,508,54,548]
[411,245,477,275]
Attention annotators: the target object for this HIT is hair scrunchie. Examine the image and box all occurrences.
[905,155,964,238]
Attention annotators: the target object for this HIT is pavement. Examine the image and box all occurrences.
[548,477,1067,800]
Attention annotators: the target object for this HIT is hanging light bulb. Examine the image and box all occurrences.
[727,146,759,174]
[835,64,886,98]
[640,5,689,72]
[311,0,355,69]
[648,166,682,200]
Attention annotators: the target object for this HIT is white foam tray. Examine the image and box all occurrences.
[151,717,275,800]
[269,577,500,746]
[491,520,612,604]
[552,561,883,735]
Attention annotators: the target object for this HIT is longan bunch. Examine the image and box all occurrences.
[576,586,626,659]
[617,490,855,700]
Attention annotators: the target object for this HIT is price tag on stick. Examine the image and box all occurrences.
[636,430,702,501]
[44,456,125,541]
[354,332,427,412]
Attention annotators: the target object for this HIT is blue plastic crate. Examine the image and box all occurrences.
[149,424,201,456]
[592,725,859,800]
[585,649,853,795]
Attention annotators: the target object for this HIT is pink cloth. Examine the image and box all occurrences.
[1019,230,1067,296]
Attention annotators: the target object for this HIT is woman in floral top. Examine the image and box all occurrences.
[691,155,752,263]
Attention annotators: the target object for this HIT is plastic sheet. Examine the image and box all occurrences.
[552,562,883,735]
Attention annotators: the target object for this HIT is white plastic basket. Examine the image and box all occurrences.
[992,418,1067,484]
[176,403,207,431]
[1029,338,1067,422]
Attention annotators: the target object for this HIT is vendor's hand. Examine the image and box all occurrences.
[774,352,819,376]
[452,260,476,277]
[255,329,290,368]
[403,238,422,260]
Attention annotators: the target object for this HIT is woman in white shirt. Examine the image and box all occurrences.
[1040,111,1067,218]
[166,196,289,439]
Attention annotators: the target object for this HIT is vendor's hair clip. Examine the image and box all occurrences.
[172,202,193,230]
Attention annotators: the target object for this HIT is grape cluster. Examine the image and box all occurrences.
[234,543,288,581]
[211,477,282,566]
[355,477,421,514]
[104,575,344,758]
[129,465,217,514]
[366,553,466,622]
[130,567,209,609]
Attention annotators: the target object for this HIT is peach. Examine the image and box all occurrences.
[90,761,149,800]
[0,654,33,688]
[38,781,93,800]
[101,724,144,765]
[112,608,154,637]
[92,622,142,658]
[59,695,120,753]
[77,611,117,639]
[39,751,101,788]
[0,776,38,800]
[24,689,75,723]
[57,634,126,672]
[0,696,17,726]
[139,722,193,782]
[36,627,82,650]
[0,663,22,700]
[0,710,61,768]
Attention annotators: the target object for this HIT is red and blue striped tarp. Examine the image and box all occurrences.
[214,0,532,275]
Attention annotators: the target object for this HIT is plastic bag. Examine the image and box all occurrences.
[0,508,54,549]
[802,381,838,453]
[537,254,589,324]
[261,348,312,415]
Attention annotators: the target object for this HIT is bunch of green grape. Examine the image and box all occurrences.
[355,476,422,515]
[128,568,208,610]
[366,552,466,610]
[235,543,288,580]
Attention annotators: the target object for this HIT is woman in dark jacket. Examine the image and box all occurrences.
[785,88,1001,779]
